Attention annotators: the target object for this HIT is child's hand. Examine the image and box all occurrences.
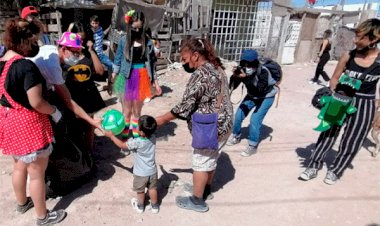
[103,130,114,138]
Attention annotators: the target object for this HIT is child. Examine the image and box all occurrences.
[90,15,114,71]
[103,115,159,213]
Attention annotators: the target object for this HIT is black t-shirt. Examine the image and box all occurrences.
[0,59,46,109]
[345,51,380,96]
[63,57,105,113]
[132,46,146,63]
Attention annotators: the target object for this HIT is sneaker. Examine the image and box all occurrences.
[151,202,160,214]
[120,149,130,157]
[16,197,34,214]
[240,145,257,157]
[324,171,338,185]
[36,209,66,225]
[144,98,151,103]
[308,79,316,84]
[131,198,144,214]
[299,168,318,181]
[226,136,241,146]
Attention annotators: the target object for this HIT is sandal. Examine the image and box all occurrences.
[175,196,209,212]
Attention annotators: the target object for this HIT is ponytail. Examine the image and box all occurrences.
[181,38,224,69]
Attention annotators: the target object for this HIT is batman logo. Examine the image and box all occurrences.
[67,64,92,82]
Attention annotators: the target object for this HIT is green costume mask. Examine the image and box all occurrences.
[314,74,362,132]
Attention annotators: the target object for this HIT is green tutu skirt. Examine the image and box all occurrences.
[113,74,126,98]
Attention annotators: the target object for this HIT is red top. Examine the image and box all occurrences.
[0,55,53,156]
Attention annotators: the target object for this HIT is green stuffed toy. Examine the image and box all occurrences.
[314,74,362,132]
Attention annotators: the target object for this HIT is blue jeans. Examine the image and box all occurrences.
[99,53,114,71]
[232,95,274,147]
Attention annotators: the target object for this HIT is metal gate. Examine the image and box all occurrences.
[210,0,273,61]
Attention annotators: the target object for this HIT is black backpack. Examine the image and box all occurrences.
[260,58,283,86]
[311,87,333,109]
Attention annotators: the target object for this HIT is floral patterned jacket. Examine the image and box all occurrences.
[171,62,233,139]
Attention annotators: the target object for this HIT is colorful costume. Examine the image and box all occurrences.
[314,74,361,132]
[0,56,53,156]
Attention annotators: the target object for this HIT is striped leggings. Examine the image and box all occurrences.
[308,97,375,177]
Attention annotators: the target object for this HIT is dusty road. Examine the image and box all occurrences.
[1,61,379,226]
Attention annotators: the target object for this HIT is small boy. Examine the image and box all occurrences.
[90,15,114,71]
[103,115,159,214]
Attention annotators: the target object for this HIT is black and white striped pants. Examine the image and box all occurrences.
[308,96,376,177]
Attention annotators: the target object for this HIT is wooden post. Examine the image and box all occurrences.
[293,12,306,63]
[192,0,199,30]
[264,14,275,58]
[277,13,290,64]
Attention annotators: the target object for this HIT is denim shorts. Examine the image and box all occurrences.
[13,143,53,164]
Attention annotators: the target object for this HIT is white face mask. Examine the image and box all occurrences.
[245,67,256,75]
[64,55,80,66]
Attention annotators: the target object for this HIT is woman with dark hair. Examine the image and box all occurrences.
[300,19,380,185]
[309,29,333,84]
[155,38,233,212]
[112,10,161,142]
[0,18,66,225]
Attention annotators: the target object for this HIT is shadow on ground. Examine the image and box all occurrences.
[169,152,235,194]
[240,124,273,141]
[52,135,132,210]
[155,121,178,141]
[157,165,179,204]
[295,143,337,169]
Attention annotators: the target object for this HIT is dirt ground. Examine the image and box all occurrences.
[1,61,380,226]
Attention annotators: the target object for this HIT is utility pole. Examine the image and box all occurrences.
[340,0,345,10]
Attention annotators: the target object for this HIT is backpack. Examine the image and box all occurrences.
[45,108,94,198]
[260,58,282,86]
[311,87,333,109]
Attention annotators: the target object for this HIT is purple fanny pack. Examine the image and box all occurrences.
[191,112,219,150]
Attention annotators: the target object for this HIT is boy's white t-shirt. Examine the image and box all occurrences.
[28,45,64,90]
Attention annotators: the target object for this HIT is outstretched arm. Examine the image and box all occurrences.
[156,112,176,127]
[54,84,101,129]
[104,130,128,149]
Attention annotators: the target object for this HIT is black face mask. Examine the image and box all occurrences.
[183,63,195,73]
[27,43,40,58]
[356,46,370,55]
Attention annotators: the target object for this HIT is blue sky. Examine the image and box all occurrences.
[292,0,378,7]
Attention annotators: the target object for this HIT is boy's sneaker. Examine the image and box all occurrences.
[36,209,66,225]
[16,197,34,214]
[131,198,144,214]
[151,202,160,214]
[226,136,241,146]
[324,171,338,185]
[240,145,257,157]
[299,168,318,181]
